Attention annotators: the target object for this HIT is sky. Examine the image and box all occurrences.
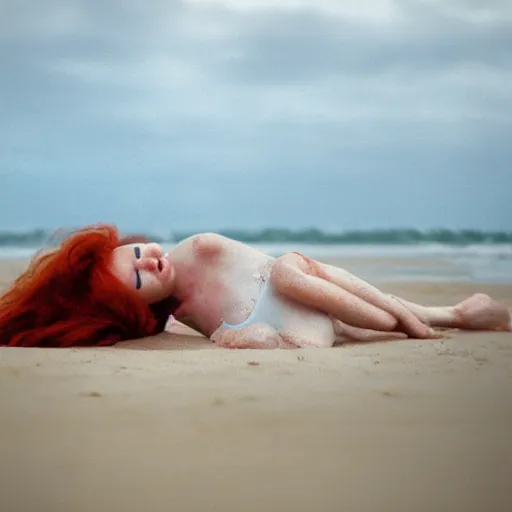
[1,0,511,235]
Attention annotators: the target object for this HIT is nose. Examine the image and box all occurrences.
[134,257,159,273]
[145,243,163,259]
[133,243,164,273]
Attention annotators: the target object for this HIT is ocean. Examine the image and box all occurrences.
[1,243,511,284]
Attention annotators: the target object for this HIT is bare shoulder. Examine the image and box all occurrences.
[189,232,232,259]
[171,232,238,267]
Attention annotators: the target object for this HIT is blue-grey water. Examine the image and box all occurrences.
[1,243,511,284]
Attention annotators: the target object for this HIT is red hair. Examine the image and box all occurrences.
[0,224,178,347]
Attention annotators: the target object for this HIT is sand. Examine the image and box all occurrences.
[1,257,511,512]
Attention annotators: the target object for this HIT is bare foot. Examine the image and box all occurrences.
[454,293,511,331]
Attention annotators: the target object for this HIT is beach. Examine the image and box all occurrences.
[1,257,511,512]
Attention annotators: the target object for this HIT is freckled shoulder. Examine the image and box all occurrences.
[190,233,229,259]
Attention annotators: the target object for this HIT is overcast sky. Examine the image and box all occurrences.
[1,0,511,234]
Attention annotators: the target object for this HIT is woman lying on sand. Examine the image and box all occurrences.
[0,224,510,348]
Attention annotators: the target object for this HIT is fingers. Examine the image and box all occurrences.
[333,319,409,342]
[391,302,438,338]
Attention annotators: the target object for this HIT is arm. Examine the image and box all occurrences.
[271,253,436,339]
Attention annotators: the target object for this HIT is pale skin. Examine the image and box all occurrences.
[109,234,512,349]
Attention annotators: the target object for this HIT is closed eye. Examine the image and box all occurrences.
[134,246,141,289]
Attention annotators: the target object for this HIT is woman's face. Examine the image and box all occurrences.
[109,243,175,304]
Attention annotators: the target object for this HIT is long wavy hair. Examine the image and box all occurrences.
[0,224,178,347]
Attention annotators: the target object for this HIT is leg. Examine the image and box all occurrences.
[308,257,511,332]
[271,254,435,337]
[272,253,435,338]
[331,317,409,343]
[315,259,439,338]
[391,293,512,331]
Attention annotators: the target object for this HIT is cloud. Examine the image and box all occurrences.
[0,0,511,230]
[214,2,512,85]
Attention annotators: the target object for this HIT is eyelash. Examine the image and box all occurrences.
[134,247,142,289]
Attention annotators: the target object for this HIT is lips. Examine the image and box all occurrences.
[156,256,171,282]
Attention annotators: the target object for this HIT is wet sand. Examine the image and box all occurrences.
[1,258,511,511]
